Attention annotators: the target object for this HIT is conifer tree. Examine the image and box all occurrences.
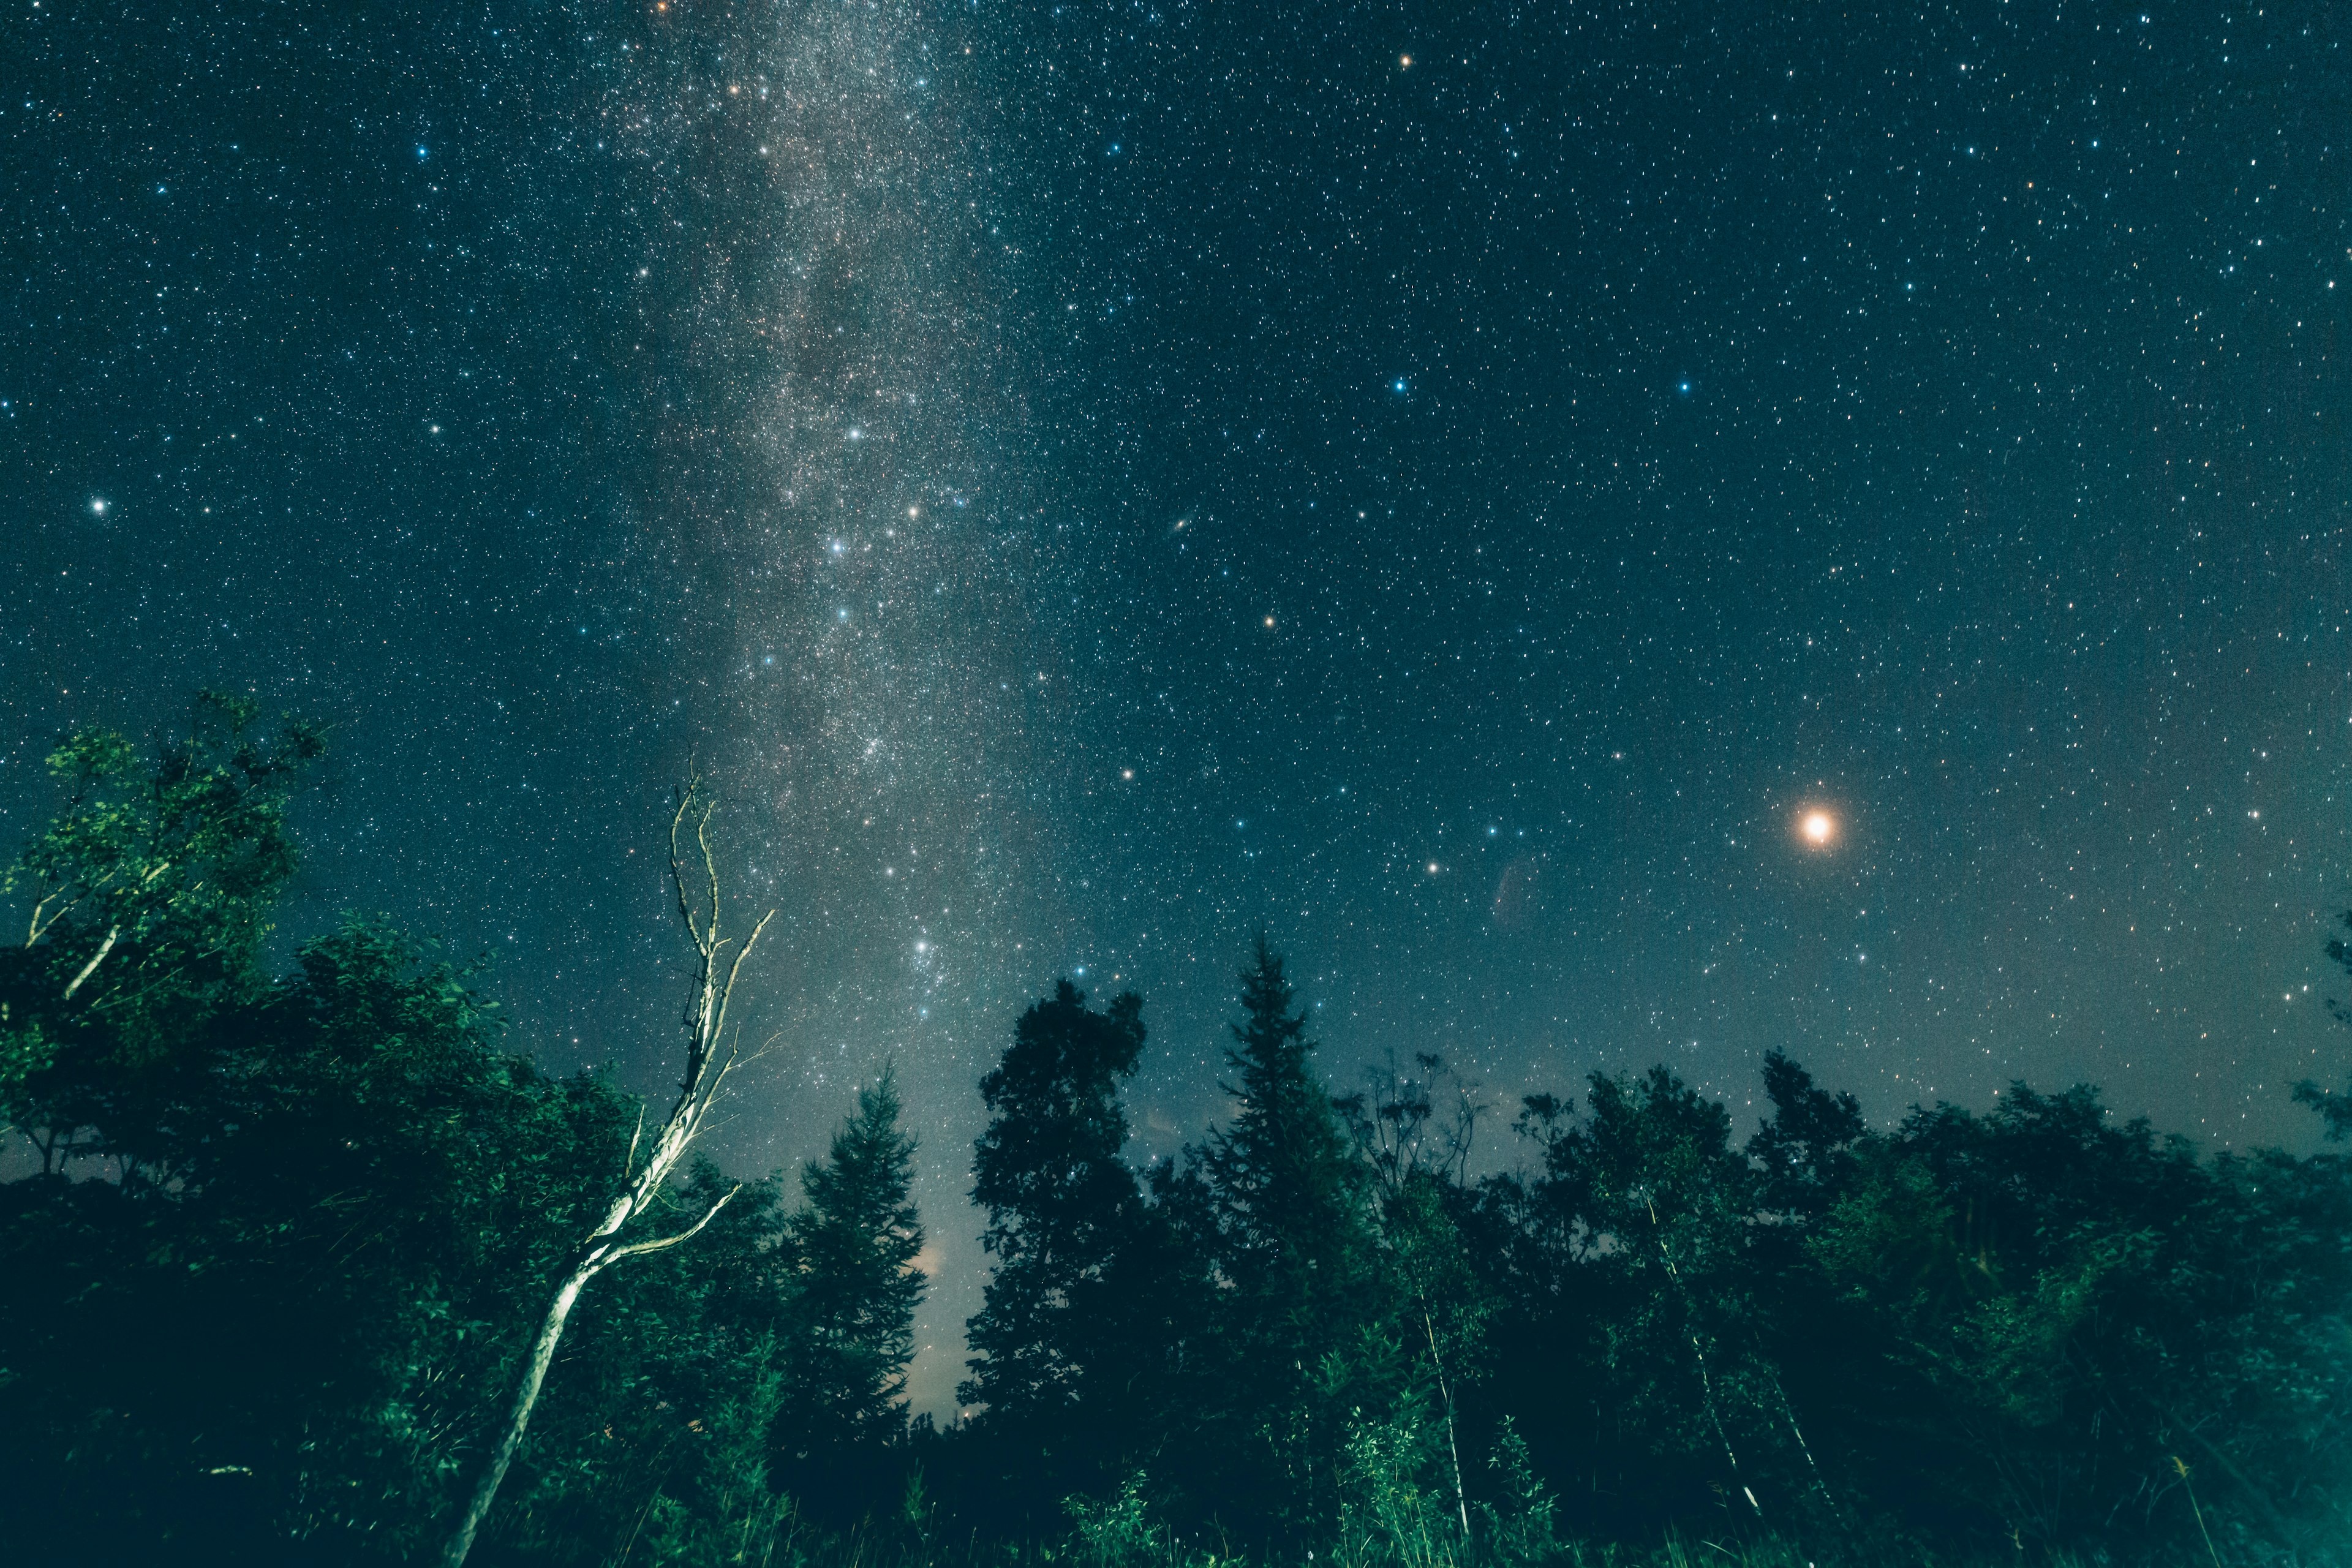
[1204,937,1371,1305]
[1190,938,1383,1539]
[781,1067,927,1468]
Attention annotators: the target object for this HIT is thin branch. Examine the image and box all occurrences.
[669,785,708,953]
[605,1184,742,1264]
[25,890,56,948]
[710,909,775,1056]
[696,799,720,956]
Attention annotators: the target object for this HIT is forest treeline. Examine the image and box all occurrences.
[3,701,2349,1567]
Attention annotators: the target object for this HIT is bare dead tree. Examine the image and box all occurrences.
[440,777,775,1568]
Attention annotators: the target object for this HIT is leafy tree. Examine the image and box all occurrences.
[0,916,636,1561]
[1747,1050,1866,1216]
[962,979,1150,1508]
[1509,1067,1806,1531]
[1338,1055,1495,1541]
[1,692,319,1140]
[1809,1082,2352,1559]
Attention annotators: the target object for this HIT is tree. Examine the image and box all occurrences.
[0,914,641,1561]
[1502,1066,1804,1533]
[962,980,1148,1486]
[778,1066,927,1512]
[1204,938,1371,1300]
[489,1156,806,1566]
[439,776,774,1567]
[1191,938,1383,1540]
[1,692,319,1140]
[1809,1082,2352,1558]
[1337,1055,1493,1541]
[1747,1050,1866,1216]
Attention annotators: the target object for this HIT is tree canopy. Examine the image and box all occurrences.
[3,703,2347,1567]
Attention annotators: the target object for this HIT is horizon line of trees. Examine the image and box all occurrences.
[2,699,2348,1567]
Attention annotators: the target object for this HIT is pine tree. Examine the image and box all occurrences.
[778,1067,926,1510]
[1204,937,1371,1304]
[1189,938,1384,1539]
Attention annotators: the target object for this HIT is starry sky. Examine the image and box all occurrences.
[4,0,2347,1409]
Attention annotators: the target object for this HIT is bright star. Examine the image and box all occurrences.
[1800,810,1837,848]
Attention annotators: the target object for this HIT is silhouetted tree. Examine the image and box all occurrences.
[963,979,1150,1510]
[778,1066,927,1515]
[1178,940,1386,1540]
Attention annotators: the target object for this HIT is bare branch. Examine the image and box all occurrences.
[696,795,720,957]
[709,908,774,1058]
[604,1183,742,1264]
[669,788,705,952]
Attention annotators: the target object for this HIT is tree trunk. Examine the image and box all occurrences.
[436,776,769,1567]
[439,1262,595,1568]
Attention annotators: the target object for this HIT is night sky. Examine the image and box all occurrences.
[5,0,2347,1409]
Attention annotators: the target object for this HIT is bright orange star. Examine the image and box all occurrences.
[1800,810,1837,848]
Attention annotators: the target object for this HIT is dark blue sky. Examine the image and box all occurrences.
[4,0,2346,1408]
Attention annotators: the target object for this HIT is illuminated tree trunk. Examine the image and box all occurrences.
[440,778,771,1568]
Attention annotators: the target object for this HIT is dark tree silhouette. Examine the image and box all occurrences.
[778,1066,927,1513]
[963,981,1147,1445]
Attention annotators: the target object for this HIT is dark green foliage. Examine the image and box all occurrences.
[1204,938,1376,1300]
[6,706,2351,1568]
[1806,1085,2352,1559]
[2,692,320,1132]
[0,914,638,1560]
[2292,908,2352,1139]
[962,979,1161,1513]
[1150,943,1402,1544]
[1492,1066,1811,1534]
[1747,1051,1865,1215]
[0,709,921,1563]
[489,1157,805,1566]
